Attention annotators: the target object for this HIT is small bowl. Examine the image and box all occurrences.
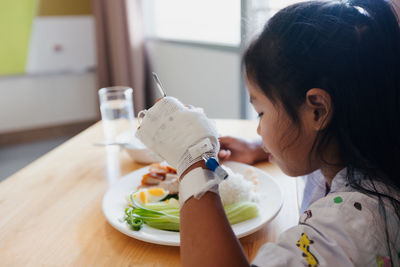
[116,131,161,164]
[123,144,161,164]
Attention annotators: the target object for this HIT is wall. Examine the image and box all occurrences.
[0,72,97,134]
[148,41,242,119]
[0,0,36,75]
[0,0,97,134]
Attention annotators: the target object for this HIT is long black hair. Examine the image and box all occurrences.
[244,0,400,263]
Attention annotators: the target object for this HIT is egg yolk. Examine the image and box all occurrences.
[139,191,147,204]
[148,188,165,196]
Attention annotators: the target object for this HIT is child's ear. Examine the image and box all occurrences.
[304,88,333,131]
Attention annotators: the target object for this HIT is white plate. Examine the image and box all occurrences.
[102,161,283,246]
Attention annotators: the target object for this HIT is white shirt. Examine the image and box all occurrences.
[252,168,400,267]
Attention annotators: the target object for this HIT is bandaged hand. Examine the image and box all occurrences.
[136,97,219,176]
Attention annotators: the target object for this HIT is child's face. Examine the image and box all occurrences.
[247,78,320,177]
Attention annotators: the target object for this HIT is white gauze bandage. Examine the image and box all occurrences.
[136,97,219,176]
[178,167,219,207]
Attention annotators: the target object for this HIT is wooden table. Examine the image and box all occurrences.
[0,119,301,266]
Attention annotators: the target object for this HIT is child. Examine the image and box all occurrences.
[136,0,400,266]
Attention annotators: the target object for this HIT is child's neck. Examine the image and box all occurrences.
[319,138,344,188]
[321,165,344,188]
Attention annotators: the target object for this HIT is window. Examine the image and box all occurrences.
[142,0,241,46]
[245,0,309,118]
[245,0,310,42]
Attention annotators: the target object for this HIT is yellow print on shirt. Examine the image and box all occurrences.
[296,232,319,267]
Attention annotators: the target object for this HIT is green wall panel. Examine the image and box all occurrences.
[0,0,37,75]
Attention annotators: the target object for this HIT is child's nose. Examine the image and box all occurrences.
[257,123,261,136]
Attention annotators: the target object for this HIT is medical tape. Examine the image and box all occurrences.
[188,138,213,159]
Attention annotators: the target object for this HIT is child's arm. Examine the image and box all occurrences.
[180,163,249,267]
[135,98,249,266]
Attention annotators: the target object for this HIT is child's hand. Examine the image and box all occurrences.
[218,136,269,164]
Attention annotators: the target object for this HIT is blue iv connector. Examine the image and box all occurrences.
[203,157,229,180]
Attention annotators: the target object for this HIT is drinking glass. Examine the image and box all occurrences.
[98,86,135,142]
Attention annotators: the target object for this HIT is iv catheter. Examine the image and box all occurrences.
[138,72,167,124]
[152,72,167,97]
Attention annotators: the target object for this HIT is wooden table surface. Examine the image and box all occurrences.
[0,119,300,266]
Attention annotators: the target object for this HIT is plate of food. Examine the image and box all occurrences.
[102,161,283,246]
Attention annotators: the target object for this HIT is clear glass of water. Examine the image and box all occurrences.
[98,86,135,142]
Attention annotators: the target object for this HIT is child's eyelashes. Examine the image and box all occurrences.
[257,112,264,118]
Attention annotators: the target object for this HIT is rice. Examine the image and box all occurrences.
[219,166,258,206]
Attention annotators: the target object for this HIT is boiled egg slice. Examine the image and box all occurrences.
[132,187,169,205]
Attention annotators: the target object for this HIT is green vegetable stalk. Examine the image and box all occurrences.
[124,195,258,232]
[124,208,144,231]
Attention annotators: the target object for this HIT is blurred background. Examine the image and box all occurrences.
[0,0,308,180]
